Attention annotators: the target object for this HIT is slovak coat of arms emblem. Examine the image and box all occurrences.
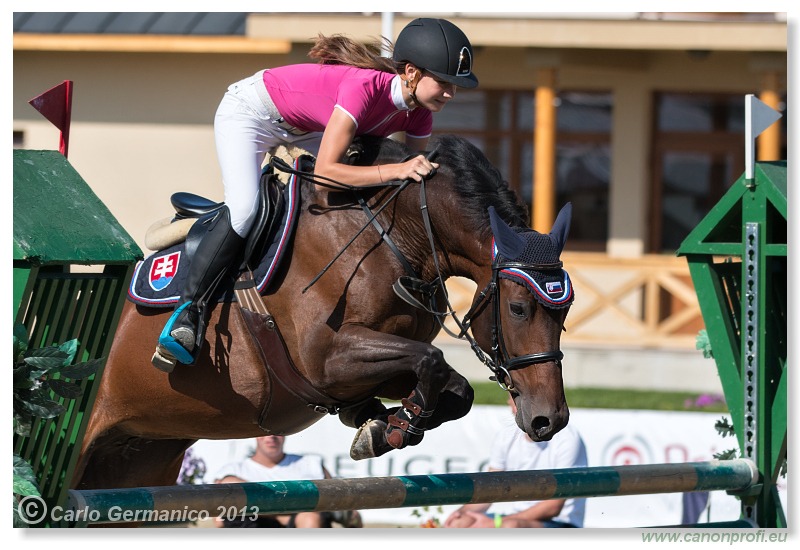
[149,251,181,291]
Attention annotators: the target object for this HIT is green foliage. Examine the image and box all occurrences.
[711,417,787,480]
[13,455,39,497]
[713,416,739,460]
[698,332,788,483]
[12,324,103,526]
[712,410,787,478]
[13,455,40,528]
[471,382,729,412]
[711,418,740,467]
[714,416,736,438]
[696,329,714,359]
[410,505,443,528]
[13,324,103,437]
[712,449,739,461]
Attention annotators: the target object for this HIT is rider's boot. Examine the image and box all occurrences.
[152,207,245,372]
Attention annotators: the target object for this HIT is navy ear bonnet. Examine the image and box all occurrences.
[488,204,574,309]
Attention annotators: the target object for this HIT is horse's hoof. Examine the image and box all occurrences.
[151,346,177,373]
[350,419,392,460]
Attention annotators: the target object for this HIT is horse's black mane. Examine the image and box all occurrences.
[352,135,528,233]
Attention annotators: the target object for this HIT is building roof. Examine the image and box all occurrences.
[13,12,247,35]
[14,12,786,54]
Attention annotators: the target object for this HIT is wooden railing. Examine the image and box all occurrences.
[441,252,703,350]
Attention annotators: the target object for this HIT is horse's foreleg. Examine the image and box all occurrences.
[422,368,474,431]
[317,327,452,460]
[382,365,477,451]
[337,368,474,430]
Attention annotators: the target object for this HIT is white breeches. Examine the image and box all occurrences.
[214,70,322,237]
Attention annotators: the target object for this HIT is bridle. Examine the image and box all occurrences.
[383,159,566,392]
[270,150,565,392]
[394,253,565,392]
[461,260,565,391]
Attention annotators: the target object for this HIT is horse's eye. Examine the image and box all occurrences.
[509,302,526,318]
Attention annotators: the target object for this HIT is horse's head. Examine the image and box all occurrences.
[349,134,573,441]
[469,203,574,442]
[417,135,573,442]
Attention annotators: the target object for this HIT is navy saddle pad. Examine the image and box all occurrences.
[127,175,300,308]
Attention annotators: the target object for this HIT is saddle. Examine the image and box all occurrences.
[134,154,354,434]
[129,161,301,306]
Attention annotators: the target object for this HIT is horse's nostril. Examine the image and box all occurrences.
[532,416,550,434]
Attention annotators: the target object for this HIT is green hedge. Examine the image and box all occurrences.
[471,382,728,413]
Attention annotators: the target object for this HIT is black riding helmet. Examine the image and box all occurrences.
[393,18,479,89]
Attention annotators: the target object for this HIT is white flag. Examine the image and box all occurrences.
[745,94,782,179]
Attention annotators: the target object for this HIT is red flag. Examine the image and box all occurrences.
[28,80,73,157]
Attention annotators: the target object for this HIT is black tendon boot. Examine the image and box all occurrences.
[152,207,245,372]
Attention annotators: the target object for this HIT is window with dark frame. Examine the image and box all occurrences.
[433,89,612,251]
[649,92,786,252]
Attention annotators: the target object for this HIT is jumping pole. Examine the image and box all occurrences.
[67,459,757,525]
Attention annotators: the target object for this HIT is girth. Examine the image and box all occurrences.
[233,273,371,434]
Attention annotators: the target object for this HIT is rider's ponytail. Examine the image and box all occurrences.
[308,34,401,74]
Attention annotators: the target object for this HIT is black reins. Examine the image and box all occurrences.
[270,152,563,392]
[269,155,417,292]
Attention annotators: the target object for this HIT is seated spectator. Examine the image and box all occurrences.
[214,434,361,528]
[444,396,588,528]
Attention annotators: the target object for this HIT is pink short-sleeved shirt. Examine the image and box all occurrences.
[263,64,432,138]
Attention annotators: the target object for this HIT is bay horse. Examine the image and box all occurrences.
[72,134,574,491]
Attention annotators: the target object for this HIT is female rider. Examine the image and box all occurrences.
[154,17,479,369]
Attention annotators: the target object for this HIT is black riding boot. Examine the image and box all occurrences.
[153,206,245,371]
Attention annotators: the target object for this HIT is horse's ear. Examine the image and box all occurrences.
[549,202,573,252]
[488,206,525,260]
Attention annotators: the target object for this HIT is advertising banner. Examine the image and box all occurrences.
[190,406,785,528]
